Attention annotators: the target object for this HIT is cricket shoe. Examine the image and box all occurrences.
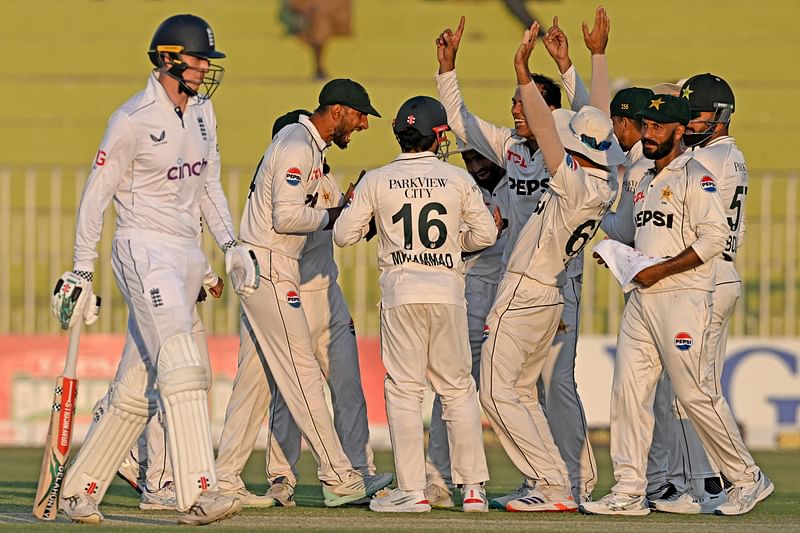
[322,471,394,507]
[220,485,275,507]
[653,487,726,514]
[646,481,678,509]
[424,482,455,508]
[489,478,537,510]
[369,489,431,513]
[462,484,488,512]
[139,481,177,510]
[266,476,296,507]
[116,451,142,493]
[506,484,577,513]
[579,492,650,516]
[177,490,242,526]
[60,492,103,524]
[714,472,774,516]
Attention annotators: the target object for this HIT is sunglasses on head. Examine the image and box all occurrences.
[580,133,612,151]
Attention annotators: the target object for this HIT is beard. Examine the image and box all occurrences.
[642,135,676,160]
[332,123,350,150]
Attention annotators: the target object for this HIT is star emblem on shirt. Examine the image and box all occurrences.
[681,86,693,99]
[661,186,673,202]
[322,192,331,202]
[649,97,665,110]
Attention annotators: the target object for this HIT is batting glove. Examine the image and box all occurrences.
[224,241,260,298]
[51,271,101,329]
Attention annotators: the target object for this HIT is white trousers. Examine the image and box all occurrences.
[479,274,571,488]
[215,249,354,485]
[381,303,489,491]
[611,288,759,496]
[264,282,375,485]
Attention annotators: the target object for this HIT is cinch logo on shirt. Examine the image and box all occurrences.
[167,159,207,180]
[286,290,301,308]
[635,210,673,228]
[349,319,356,336]
[674,332,693,351]
[700,175,717,192]
[509,176,550,196]
[633,191,645,204]
[482,325,490,343]
[286,167,302,186]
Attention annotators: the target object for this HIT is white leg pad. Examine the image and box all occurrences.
[62,377,149,503]
[157,334,215,511]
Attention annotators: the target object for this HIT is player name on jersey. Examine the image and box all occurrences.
[390,250,455,268]
[388,176,448,198]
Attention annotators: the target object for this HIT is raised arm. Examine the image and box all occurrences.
[515,22,565,175]
[543,17,589,111]
[435,17,513,167]
[582,6,611,115]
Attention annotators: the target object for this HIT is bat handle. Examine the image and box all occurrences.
[63,322,81,379]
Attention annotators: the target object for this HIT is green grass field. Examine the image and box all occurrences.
[1,446,798,531]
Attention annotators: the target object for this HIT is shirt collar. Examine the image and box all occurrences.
[298,115,329,153]
[145,72,199,109]
[393,151,438,162]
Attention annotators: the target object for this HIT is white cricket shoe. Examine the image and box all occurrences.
[177,490,242,526]
[266,476,296,507]
[714,472,774,516]
[653,487,726,514]
[506,484,577,513]
[369,489,431,513]
[139,482,177,510]
[461,484,488,513]
[424,482,454,508]
[220,485,275,507]
[60,492,103,524]
[323,471,394,507]
[116,451,142,493]
[489,478,537,510]
[579,492,650,516]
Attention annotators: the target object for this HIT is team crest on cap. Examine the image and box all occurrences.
[286,291,301,308]
[482,325,490,343]
[285,167,302,186]
[681,85,693,99]
[649,97,665,110]
[700,175,717,192]
[674,332,693,351]
[566,153,578,171]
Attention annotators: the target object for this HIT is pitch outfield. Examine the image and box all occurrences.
[1,446,798,531]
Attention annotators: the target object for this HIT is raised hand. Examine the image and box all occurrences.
[436,16,465,73]
[543,16,572,74]
[514,21,540,85]
[582,6,610,55]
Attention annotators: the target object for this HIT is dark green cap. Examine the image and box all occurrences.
[635,94,690,126]
[272,109,311,138]
[318,78,381,117]
[611,87,655,119]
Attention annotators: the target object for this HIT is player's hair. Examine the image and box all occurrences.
[532,73,562,109]
[395,127,437,153]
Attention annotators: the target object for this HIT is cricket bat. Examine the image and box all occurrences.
[32,322,81,520]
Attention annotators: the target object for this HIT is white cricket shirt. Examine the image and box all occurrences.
[73,73,236,271]
[333,152,497,309]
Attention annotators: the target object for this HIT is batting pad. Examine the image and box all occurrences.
[61,380,149,502]
[157,334,216,511]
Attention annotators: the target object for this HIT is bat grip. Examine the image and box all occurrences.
[63,322,81,379]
